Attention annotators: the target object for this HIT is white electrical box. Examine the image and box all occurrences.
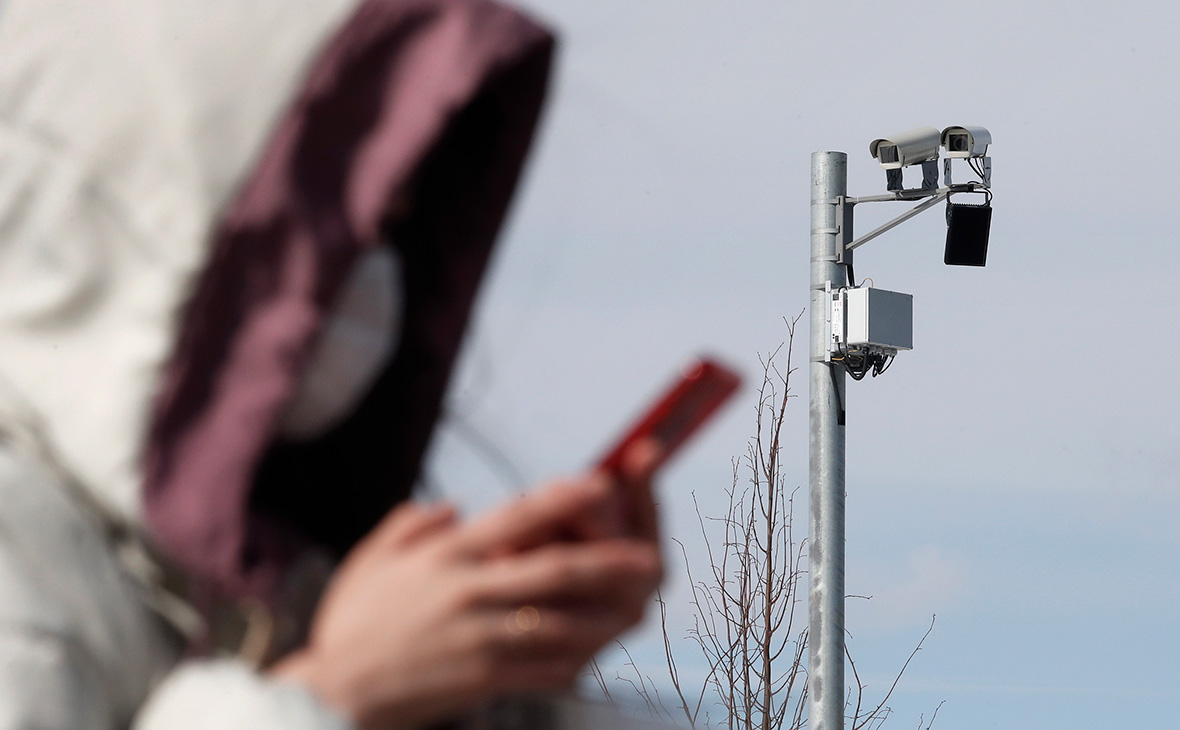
[835,287,913,352]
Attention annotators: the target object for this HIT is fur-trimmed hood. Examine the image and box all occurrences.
[0,0,553,600]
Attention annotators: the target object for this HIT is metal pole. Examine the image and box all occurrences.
[808,151,848,730]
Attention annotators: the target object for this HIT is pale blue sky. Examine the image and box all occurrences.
[425,2,1180,728]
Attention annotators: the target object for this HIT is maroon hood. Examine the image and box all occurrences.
[143,0,554,601]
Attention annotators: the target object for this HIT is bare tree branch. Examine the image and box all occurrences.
[596,311,941,730]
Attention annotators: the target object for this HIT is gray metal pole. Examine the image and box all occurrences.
[808,151,848,730]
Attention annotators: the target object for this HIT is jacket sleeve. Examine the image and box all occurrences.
[132,659,354,730]
[0,627,354,730]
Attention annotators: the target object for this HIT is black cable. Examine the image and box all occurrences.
[841,351,895,380]
[844,353,870,381]
[967,157,982,180]
[827,362,846,425]
[969,157,987,183]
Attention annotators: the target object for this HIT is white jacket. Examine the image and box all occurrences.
[0,447,352,730]
[0,0,554,727]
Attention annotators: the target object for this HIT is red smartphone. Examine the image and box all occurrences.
[596,357,742,475]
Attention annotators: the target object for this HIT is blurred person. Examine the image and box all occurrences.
[0,1,662,729]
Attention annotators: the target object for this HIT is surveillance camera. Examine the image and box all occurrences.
[941,126,991,158]
[868,127,941,169]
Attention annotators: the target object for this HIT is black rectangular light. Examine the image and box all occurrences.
[944,203,991,266]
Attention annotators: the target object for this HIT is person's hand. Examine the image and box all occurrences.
[271,466,662,730]
[489,437,664,551]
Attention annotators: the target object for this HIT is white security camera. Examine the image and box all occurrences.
[941,126,991,158]
[868,127,941,169]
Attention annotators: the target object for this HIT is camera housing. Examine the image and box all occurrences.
[940,126,991,158]
[868,127,941,169]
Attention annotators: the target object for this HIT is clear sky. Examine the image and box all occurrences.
[425,2,1180,728]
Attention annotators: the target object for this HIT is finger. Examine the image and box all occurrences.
[543,483,626,543]
[490,657,588,695]
[485,603,649,670]
[414,616,621,707]
[448,477,611,559]
[620,435,663,481]
[615,437,664,542]
[470,540,662,607]
[362,501,458,552]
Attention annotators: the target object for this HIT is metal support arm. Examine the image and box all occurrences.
[843,182,986,252]
[845,192,948,252]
